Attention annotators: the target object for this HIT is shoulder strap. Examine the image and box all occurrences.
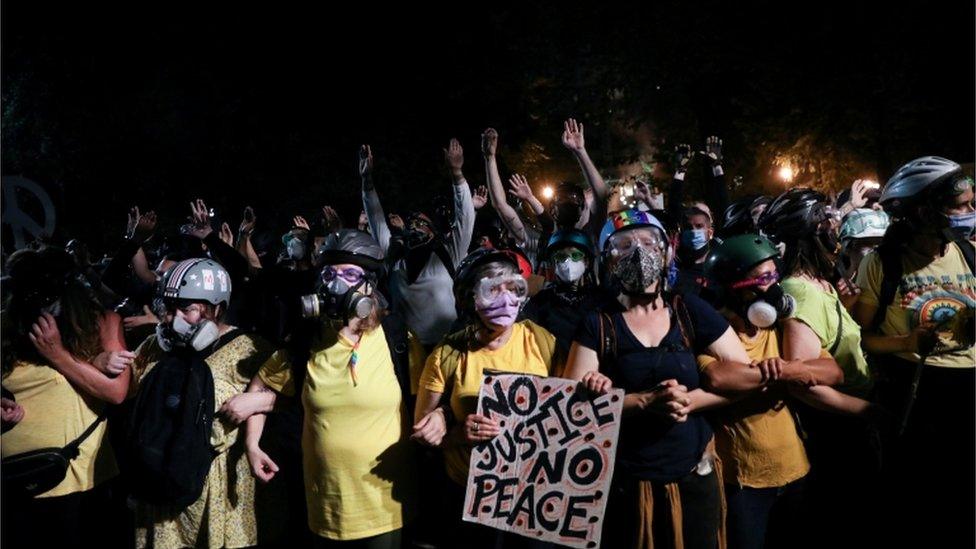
[598,313,617,365]
[381,313,411,399]
[204,328,243,358]
[671,294,696,351]
[829,298,844,356]
[61,415,106,460]
[871,244,904,332]
[432,243,457,280]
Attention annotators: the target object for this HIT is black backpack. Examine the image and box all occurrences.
[126,330,240,508]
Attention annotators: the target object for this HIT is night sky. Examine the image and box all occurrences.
[2,2,973,254]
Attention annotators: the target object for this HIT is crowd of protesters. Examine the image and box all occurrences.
[1,117,974,549]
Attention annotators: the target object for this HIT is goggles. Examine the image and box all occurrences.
[474,274,528,306]
[322,266,367,286]
[731,271,780,289]
[607,229,666,257]
[551,248,586,263]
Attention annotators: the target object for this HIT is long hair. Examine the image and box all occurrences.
[780,235,838,282]
[3,248,105,376]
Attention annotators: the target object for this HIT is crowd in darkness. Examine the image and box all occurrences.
[2,116,974,549]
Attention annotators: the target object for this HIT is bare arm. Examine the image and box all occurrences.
[482,128,528,245]
[508,174,546,216]
[244,375,280,482]
[131,248,158,284]
[562,118,608,203]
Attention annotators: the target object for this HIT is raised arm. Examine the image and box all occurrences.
[701,136,730,221]
[562,118,608,203]
[482,128,528,245]
[508,174,546,217]
[445,138,476,260]
[360,144,392,252]
[667,144,695,222]
[29,312,131,405]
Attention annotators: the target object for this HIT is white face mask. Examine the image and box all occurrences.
[554,258,586,283]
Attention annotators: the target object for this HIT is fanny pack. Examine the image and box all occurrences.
[2,415,105,498]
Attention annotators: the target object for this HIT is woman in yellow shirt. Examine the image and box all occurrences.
[244,230,416,548]
[2,247,131,548]
[413,248,557,549]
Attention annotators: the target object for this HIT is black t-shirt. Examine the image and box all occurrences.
[521,284,602,358]
[574,292,729,482]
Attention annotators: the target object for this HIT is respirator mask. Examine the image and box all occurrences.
[300,266,377,321]
[731,271,795,328]
[156,308,221,353]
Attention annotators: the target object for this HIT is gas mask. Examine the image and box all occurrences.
[156,314,220,352]
[730,273,796,329]
[301,272,377,321]
[405,215,436,250]
[610,246,665,295]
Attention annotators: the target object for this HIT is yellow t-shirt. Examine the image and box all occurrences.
[1,360,118,498]
[418,320,556,485]
[698,329,810,488]
[258,324,416,541]
[856,242,976,368]
[781,277,873,397]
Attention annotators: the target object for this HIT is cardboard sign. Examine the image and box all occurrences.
[463,373,624,548]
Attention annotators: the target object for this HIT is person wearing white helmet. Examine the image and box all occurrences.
[853,156,975,547]
[131,257,278,549]
[838,208,890,281]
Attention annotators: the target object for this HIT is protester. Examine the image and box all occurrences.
[413,247,558,548]
[244,230,417,548]
[1,247,130,547]
[563,209,751,549]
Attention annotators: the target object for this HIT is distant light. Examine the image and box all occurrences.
[862,180,880,190]
[542,186,554,200]
[777,166,795,182]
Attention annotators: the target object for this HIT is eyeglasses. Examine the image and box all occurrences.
[474,274,528,305]
[551,249,585,263]
[731,271,780,289]
[322,266,366,285]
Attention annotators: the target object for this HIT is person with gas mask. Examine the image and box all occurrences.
[129,257,278,549]
[243,229,418,548]
[563,209,753,549]
[361,142,475,352]
[412,247,557,548]
[1,247,131,548]
[756,188,883,548]
[674,206,716,296]
[701,235,848,549]
[522,229,600,363]
[852,157,975,548]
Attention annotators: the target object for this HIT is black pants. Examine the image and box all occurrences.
[446,480,553,549]
[2,479,128,548]
[312,529,402,549]
[725,477,805,549]
[602,468,722,549]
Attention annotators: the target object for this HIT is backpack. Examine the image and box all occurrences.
[126,330,241,508]
[871,239,976,331]
[597,293,697,364]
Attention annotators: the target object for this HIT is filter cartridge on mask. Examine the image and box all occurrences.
[746,284,796,328]
[157,315,221,352]
[301,277,376,320]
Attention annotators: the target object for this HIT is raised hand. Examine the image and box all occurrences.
[321,206,342,232]
[673,144,695,173]
[188,199,213,239]
[93,350,137,376]
[561,118,586,152]
[388,213,405,231]
[472,185,489,210]
[633,179,651,207]
[507,174,536,202]
[123,305,160,331]
[293,216,310,231]
[127,207,157,242]
[481,128,498,158]
[359,145,373,180]
[445,138,465,176]
[849,179,869,210]
[701,136,723,166]
[358,210,370,232]
[217,223,233,246]
[239,206,256,236]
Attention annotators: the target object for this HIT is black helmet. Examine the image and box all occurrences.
[757,188,830,243]
[720,197,757,238]
[318,229,384,272]
[880,156,964,218]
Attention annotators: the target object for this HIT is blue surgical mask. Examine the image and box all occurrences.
[680,229,709,251]
[948,211,976,239]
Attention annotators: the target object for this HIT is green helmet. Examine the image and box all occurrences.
[703,234,780,285]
